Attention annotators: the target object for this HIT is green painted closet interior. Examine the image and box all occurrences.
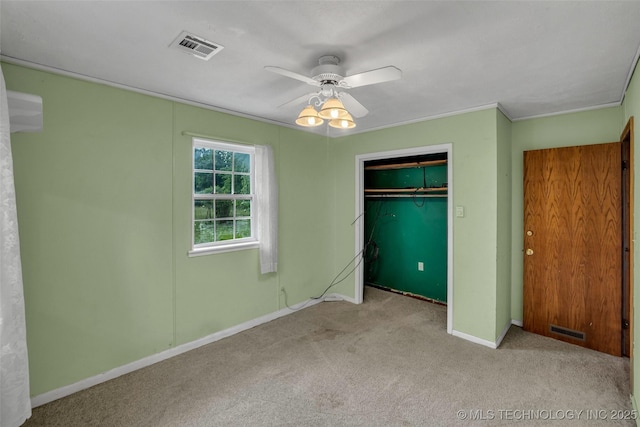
[364,155,448,302]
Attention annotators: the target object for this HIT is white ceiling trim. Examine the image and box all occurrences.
[3,1,640,135]
[344,103,507,136]
[0,55,629,137]
[509,101,622,123]
[496,103,514,122]
[621,43,640,105]
[0,55,292,130]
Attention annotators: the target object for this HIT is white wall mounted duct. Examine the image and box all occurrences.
[7,90,43,133]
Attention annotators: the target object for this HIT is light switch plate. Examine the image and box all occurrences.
[456,206,464,218]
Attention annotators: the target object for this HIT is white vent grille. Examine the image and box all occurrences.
[170,31,223,61]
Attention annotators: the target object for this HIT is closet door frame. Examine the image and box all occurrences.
[354,143,453,334]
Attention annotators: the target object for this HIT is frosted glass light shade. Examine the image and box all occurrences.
[318,98,348,119]
[329,112,356,129]
[295,105,324,127]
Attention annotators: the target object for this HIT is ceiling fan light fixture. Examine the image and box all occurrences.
[318,98,348,119]
[329,113,356,129]
[295,105,324,127]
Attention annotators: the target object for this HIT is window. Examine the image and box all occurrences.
[191,138,257,255]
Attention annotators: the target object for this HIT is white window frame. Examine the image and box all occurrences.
[189,138,259,256]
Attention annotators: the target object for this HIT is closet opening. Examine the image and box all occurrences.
[354,144,453,334]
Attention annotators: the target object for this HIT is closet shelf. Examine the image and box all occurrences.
[364,187,447,194]
[365,159,447,171]
[366,194,447,199]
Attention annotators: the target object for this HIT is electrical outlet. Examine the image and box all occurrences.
[456,206,465,218]
[418,262,424,271]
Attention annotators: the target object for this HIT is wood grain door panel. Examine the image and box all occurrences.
[523,143,622,356]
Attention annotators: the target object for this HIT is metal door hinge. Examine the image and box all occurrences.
[623,319,630,329]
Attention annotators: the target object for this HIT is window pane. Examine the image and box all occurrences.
[234,153,250,173]
[236,199,251,217]
[235,219,251,238]
[215,150,233,171]
[194,200,213,219]
[215,173,231,194]
[194,172,213,194]
[194,221,215,245]
[216,220,234,241]
[215,200,233,218]
[194,148,213,170]
[192,140,257,250]
[234,174,250,194]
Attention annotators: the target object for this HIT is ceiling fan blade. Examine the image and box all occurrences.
[278,92,317,109]
[339,93,369,118]
[341,66,402,88]
[264,66,320,86]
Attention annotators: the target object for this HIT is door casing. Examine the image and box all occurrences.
[354,144,453,334]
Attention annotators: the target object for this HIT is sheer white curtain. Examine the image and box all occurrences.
[255,145,278,274]
[0,64,32,426]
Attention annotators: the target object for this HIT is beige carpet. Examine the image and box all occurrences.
[22,286,633,426]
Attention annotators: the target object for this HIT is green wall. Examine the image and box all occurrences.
[7,57,640,403]
[621,62,640,413]
[171,104,332,345]
[496,110,512,337]
[331,109,505,343]
[6,64,175,394]
[4,62,331,396]
[364,164,448,301]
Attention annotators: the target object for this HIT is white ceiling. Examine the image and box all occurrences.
[2,1,640,136]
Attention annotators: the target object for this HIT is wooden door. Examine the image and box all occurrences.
[523,143,622,356]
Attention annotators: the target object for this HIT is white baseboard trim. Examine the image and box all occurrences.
[30,297,322,408]
[452,329,499,349]
[452,321,514,350]
[323,293,357,304]
[511,319,523,327]
[494,321,512,348]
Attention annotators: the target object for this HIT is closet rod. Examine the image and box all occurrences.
[365,194,447,199]
[365,188,446,193]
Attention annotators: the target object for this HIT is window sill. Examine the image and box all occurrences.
[188,241,259,257]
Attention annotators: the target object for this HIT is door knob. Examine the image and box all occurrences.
[526,230,533,236]
[526,248,534,256]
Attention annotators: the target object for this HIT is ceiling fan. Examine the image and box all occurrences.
[265,55,402,128]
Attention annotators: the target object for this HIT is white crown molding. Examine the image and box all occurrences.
[510,101,622,122]
[496,102,514,121]
[344,103,507,137]
[2,55,627,138]
[0,55,294,130]
[621,42,640,104]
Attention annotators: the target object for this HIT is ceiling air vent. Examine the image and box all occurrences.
[170,31,223,61]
